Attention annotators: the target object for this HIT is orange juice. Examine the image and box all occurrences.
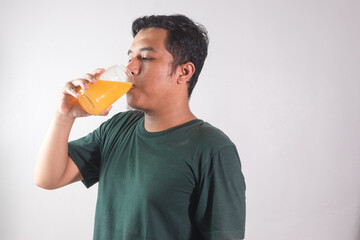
[78,80,133,115]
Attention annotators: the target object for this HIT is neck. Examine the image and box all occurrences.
[144,103,196,132]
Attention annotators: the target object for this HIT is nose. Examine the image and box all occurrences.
[127,59,140,76]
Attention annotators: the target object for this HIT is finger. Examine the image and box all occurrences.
[71,78,90,91]
[82,73,97,84]
[99,105,112,116]
[91,68,105,84]
[92,68,105,76]
[64,82,81,99]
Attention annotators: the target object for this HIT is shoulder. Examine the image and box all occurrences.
[192,121,236,152]
[190,122,243,185]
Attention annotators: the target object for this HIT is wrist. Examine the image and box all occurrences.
[53,110,76,127]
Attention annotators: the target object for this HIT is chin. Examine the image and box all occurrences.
[126,92,155,113]
[126,94,143,111]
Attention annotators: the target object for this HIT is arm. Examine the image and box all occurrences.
[34,68,107,189]
[195,146,246,240]
[34,111,82,189]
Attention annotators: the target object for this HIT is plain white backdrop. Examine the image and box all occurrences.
[1,0,359,239]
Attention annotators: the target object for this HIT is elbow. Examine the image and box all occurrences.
[34,179,54,190]
[33,165,60,190]
[34,174,59,190]
[34,181,56,190]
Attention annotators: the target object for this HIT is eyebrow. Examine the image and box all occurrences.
[127,47,157,55]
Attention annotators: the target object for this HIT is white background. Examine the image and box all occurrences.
[1,0,359,239]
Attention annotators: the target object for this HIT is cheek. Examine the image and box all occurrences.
[142,71,170,93]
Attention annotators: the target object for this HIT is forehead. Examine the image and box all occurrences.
[129,27,168,52]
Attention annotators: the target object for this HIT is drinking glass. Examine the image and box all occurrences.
[78,64,133,115]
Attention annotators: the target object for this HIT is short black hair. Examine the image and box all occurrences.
[132,14,209,98]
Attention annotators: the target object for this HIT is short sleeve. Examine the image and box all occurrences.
[68,126,103,188]
[195,145,246,240]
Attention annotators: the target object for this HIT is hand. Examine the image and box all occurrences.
[57,68,112,119]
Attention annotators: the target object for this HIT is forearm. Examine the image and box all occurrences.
[34,111,75,189]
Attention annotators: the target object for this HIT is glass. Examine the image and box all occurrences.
[78,64,133,115]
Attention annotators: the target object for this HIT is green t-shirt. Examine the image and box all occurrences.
[68,111,246,240]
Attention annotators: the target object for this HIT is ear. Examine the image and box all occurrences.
[176,62,195,84]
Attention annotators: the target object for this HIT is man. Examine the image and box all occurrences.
[35,14,246,240]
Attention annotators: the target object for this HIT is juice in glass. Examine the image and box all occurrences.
[78,80,133,115]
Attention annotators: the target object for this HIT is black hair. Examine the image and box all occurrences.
[132,14,209,98]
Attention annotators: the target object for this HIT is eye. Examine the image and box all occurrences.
[142,57,152,62]
[128,58,133,63]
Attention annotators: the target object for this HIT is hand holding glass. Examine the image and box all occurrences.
[78,65,133,115]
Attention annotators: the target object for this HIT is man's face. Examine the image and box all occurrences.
[126,27,178,113]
